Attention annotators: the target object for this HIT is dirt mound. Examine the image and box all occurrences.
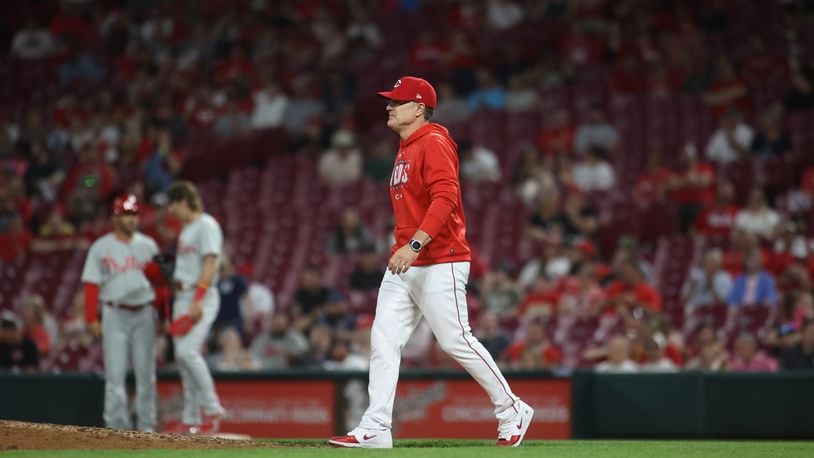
[0,420,282,450]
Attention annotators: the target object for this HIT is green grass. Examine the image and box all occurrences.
[4,440,814,457]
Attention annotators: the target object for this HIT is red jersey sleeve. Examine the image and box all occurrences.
[418,135,460,239]
[84,282,100,323]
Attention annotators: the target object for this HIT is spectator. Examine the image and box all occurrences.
[504,320,562,369]
[516,276,560,320]
[685,342,727,371]
[513,145,558,206]
[527,192,597,245]
[346,9,383,50]
[633,153,673,206]
[537,108,574,157]
[38,205,76,239]
[19,295,57,355]
[734,189,781,240]
[324,339,368,371]
[595,336,638,373]
[328,207,374,255]
[572,146,615,191]
[214,257,248,337]
[727,332,778,372]
[0,312,40,372]
[603,256,662,314]
[781,319,814,370]
[487,0,524,30]
[11,20,57,59]
[505,75,539,112]
[143,128,183,198]
[722,228,766,276]
[692,181,740,238]
[558,262,605,317]
[725,250,778,332]
[363,139,395,183]
[639,337,679,372]
[458,139,501,183]
[667,144,716,233]
[467,67,507,111]
[348,246,385,291]
[476,311,511,361]
[250,312,309,369]
[318,292,357,342]
[238,264,275,332]
[208,327,259,372]
[481,264,522,316]
[304,323,334,367]
[251,79,289,130]
[705,109,754,164]
[318,130,363,187]
[681,249,733,309]
[702,57,750,117]
[293,267,333,331]
[574,104,619,156]
[751,108,792,159]
[23,140,64,201]
[0,213,33,262]
[433,82,472,124]
[791,292,814,330]
[214,100,252,138]
[283,80,324,135]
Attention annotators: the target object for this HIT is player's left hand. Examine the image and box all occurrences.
[388,244,419,275]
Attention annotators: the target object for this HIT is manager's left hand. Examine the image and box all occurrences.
[388,244,420,275]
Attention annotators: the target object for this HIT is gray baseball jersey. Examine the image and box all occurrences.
[173,213,223,287]
[81,230,159,432]
[81,232,159,304]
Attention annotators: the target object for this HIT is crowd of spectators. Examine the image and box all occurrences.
[3,0,814,374]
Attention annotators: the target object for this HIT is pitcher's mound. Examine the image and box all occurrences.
[0,420,277,450]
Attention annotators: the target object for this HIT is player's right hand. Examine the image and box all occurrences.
[89,321,102,339]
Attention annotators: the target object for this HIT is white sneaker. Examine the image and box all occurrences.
[496,400,534,447]
[328,427,393,448]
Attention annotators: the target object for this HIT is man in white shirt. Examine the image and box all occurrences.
[318,130,363,186]
[572,146,616,191]
[595,336,639,373]
[706,110,754,164]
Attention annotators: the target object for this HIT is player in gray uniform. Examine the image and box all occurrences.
[165,181,225,435]
[81,194,159,432]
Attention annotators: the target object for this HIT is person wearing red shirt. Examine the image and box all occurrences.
[634,153,674,206]
[603,257,662,314]
[505,320,563,369]
[667,144,715,233]
[537,109,574,156]
[692,180,740,239]
[330,77,534,449]
[0,214,33,262]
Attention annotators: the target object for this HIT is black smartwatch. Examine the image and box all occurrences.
[409,239,423,253]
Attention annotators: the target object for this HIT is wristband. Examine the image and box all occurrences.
[193,282,208,301]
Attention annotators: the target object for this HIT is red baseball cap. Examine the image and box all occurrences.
[112,194,139,215]
[377,76,437,109]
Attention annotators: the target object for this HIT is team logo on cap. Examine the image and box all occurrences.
[416,94,422,99]
[394,79,401,88]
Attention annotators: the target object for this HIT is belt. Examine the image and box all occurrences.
[104,302,149,312]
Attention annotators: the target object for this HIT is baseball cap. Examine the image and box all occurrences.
[112,194,139,215]
[377,76,437,109]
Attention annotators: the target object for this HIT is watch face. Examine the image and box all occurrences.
[411,240,421,251]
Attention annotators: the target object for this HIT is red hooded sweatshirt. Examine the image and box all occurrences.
[389,123,471,266]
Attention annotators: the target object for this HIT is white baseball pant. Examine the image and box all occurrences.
[101,304,156,431]
[173,288,223,424]
[358,261,519,432]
